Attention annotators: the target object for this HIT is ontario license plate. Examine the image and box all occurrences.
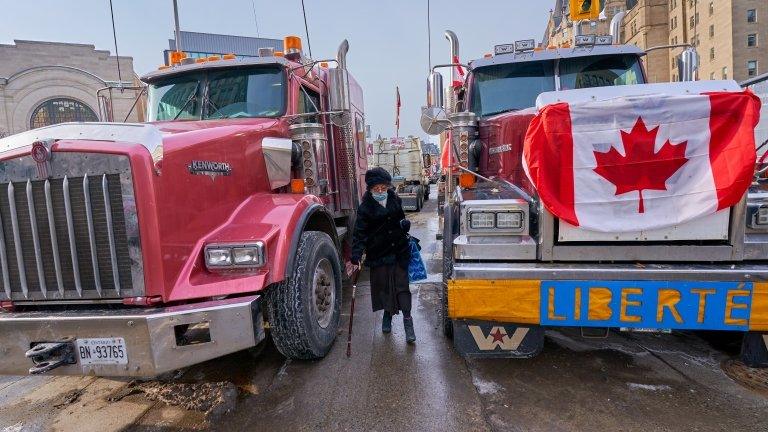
[75,338,128,365]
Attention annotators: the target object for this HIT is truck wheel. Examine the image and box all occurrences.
[265,231,342,360]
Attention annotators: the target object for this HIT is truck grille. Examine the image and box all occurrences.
[0,153,142,301]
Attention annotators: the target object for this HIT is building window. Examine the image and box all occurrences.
[30,98,98,129]
[747,9,756,23]
[710,72,715,80]
[748,33,758,47]
[709,25,714,37]
[709,1,714,16]
[710,47,715,60]
[748,60,759,77]
[722,67,728,80]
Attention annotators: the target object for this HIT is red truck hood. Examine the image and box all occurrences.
[478,108,537,194]
[151,118,288,154]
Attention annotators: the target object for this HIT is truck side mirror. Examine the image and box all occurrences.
[421,71,449,135]
[420,106,451,135]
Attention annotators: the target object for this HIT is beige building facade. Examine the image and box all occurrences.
[544,0,768,84]
[0,40,143,138]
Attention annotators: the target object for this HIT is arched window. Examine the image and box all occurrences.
[30,98,98,129]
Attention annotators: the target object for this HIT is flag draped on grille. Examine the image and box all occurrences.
[523,90,761,233]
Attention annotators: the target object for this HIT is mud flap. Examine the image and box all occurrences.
[452,319,544,359]
[741,332,768,368]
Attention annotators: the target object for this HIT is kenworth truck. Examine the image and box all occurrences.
[422,29,768,367]
[0,36,368,377]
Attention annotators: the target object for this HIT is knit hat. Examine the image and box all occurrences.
[365,167,392,190]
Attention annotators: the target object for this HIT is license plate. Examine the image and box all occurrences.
[75,338,128,365]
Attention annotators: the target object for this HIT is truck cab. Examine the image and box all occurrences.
[423,32,767,366]
[0,37,368,377]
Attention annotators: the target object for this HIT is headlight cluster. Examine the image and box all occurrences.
[204,242,266,270]
[469,210,524,231]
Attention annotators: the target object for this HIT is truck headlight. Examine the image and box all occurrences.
[470,212,495,229]
[758,206,768,226]
[205,242,266,270]
[496,211,523,229]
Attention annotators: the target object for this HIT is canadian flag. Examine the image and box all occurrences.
[523,91,761,232]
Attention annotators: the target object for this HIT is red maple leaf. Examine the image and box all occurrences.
[593,117,688,213]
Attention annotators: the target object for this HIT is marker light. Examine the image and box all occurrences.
[291,179,306,194]
[274,51,285,57]
[222,53,237,60]
[284,36,303,54]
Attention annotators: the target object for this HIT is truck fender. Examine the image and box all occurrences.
[284,204,341,279]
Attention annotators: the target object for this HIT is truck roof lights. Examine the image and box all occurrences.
[222,53,237,60]
[595,35,613,45]
[514,40,536,53]
[284,36,302,55]
[574,35,597,47]
[494,44,515,56]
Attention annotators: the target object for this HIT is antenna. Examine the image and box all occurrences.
[108,0,123,87]
[301,0,312,57]
[427,0,432,71]
[250,0,261,38]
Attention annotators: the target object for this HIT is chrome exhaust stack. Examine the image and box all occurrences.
[610,11,627,43]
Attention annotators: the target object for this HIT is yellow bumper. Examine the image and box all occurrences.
[448,279,768,331]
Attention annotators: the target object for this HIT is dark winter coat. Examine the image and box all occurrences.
[351,189,411,268]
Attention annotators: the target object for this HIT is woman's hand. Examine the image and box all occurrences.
[400,219,411,232]
[346,262,361,277]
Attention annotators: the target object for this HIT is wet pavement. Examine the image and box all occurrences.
[2,198,768,431]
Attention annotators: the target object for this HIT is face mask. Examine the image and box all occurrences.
[372,191,387,202]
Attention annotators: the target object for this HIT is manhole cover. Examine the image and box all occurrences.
[722,359,768,397]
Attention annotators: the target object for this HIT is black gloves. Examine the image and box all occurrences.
[400,219,411,232]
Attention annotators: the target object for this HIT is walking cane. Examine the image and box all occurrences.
[346,263,363,358]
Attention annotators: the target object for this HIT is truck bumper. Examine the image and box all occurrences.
[0,296,264,377]
[449,262,768,332]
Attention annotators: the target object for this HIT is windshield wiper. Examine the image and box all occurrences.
[172,82,200,120]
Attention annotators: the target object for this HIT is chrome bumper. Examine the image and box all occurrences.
[453,262,768,282]
[0,296,264,377]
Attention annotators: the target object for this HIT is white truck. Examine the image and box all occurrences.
[372,136,430,211]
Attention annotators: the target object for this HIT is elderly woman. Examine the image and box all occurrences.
[350,167,415,343]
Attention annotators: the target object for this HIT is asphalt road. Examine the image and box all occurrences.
[2,197,767,432]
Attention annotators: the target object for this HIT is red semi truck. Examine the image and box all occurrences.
[0,36,368,377]
[424,28,768,367]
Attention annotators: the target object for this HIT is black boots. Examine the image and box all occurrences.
[382,311,392,333]
[404,316,416,343]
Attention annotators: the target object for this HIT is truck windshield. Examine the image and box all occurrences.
[559,55,645,90]
[470,61,556,117]
[147,66,285,121]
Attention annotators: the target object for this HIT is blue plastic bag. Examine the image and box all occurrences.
[408,236,427,282]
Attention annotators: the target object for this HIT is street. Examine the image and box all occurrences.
[0,198,766,432]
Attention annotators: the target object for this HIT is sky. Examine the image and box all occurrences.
[0,0,552,140]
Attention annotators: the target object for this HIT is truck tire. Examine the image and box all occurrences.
[440,204,455,338]
[265,231,342,359]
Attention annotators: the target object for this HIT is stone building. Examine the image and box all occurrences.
[668,0,768,82]
[543,0,768,83]
[542,0,628,48]
[622,0,671,82]
[0,40,143,138]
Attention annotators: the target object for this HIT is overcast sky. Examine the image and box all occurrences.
[1,0,552,140]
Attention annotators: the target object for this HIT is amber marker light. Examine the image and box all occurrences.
[222,53,237,60]
[274,51,285,57]
[195,58,207,63]
[284,36,303,54]
[459,172,476,188]
[207,55,221,61]
[290,179,306,194]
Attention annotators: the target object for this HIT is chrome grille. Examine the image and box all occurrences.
[0,153,142,301]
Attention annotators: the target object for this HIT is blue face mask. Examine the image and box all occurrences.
[372,191,387,202]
